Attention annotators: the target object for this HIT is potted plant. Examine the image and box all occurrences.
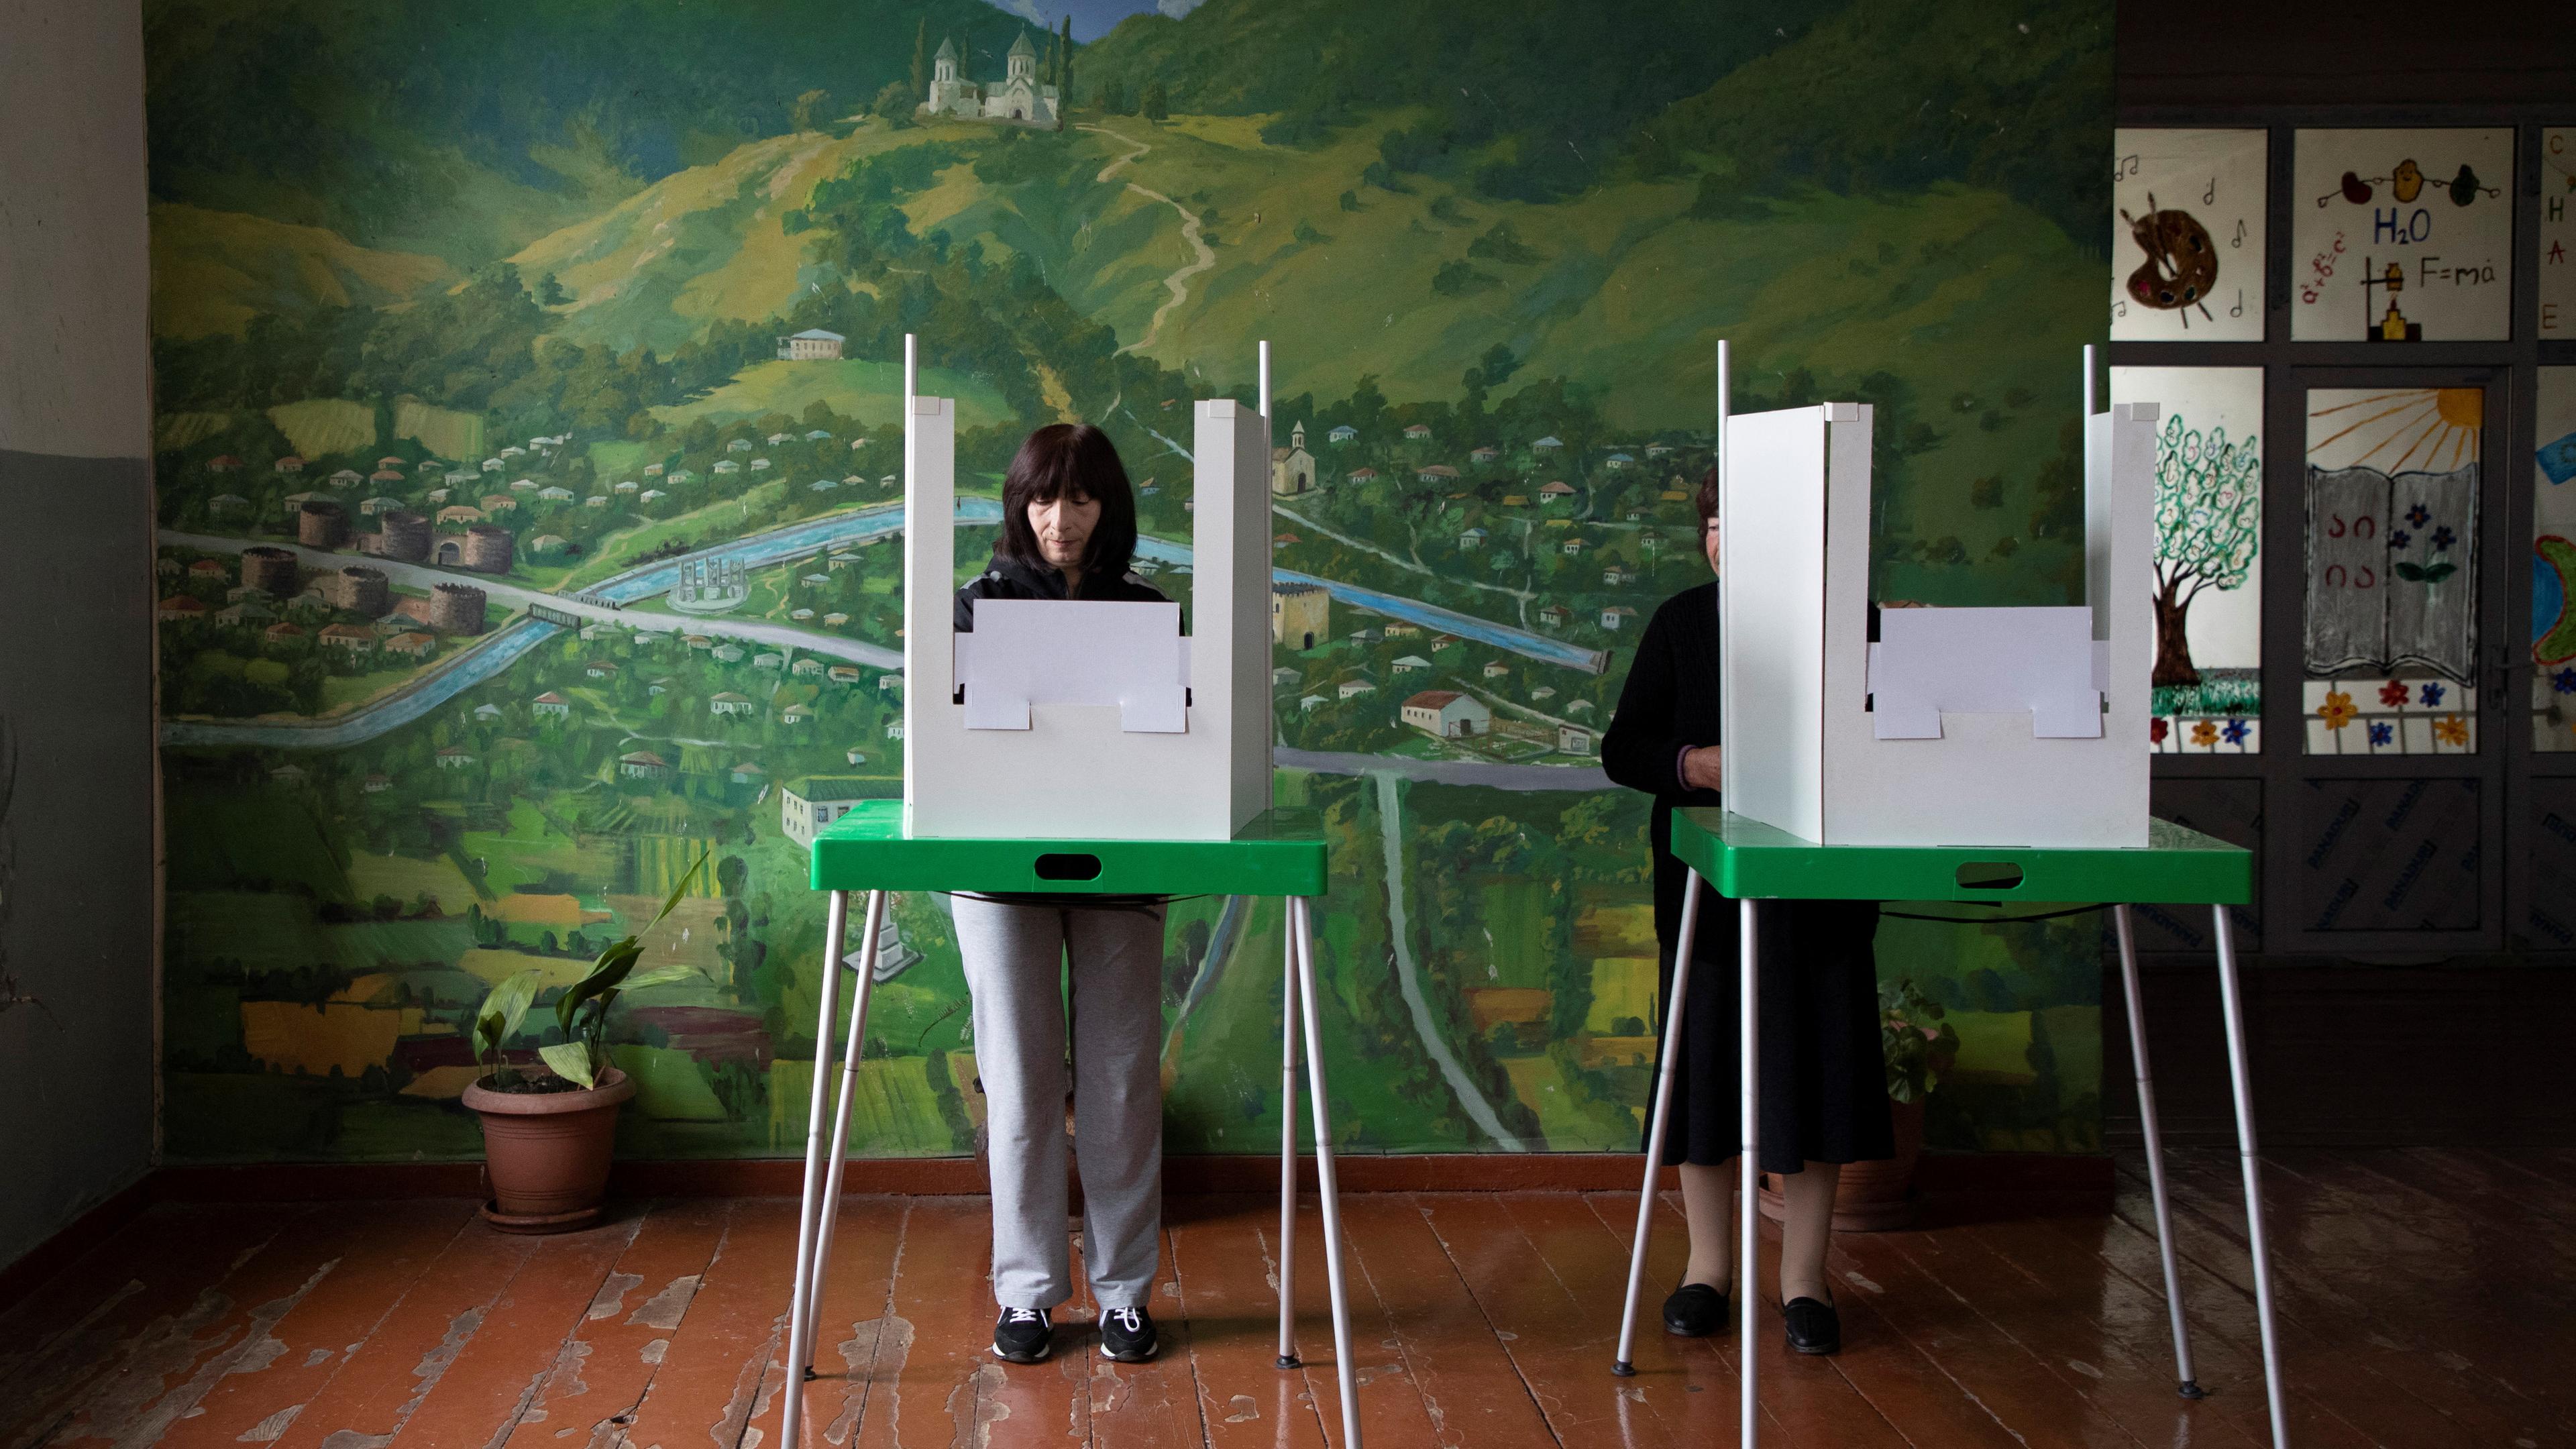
[1760,977,1960,1232]
[463,855,705,1232]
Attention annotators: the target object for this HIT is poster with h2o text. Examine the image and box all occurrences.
[2293,128,2514,343]
[2110,129,2267,342]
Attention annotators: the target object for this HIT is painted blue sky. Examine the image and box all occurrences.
[979,0,1191,42]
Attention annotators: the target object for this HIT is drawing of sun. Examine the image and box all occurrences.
[2306,387,2483,475]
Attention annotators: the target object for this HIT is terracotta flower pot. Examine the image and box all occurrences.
[464,1069,634,1233]
[1758,1096,1925,1233]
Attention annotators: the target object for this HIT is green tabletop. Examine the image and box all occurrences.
[1672,810,2251,906]
[808,800,1331,897]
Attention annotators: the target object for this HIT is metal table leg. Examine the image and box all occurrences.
[1613,869,1703,1375]
[1278,897,1302,1369]
[2212,906,2290,1447]
[797,891,888,1372]
[2111,904,2202,1398]
[1737,896,1759,1448]
[1289,896,1363,1448]
[779,889,853,1449]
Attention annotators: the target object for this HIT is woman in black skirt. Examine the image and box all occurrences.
[1600,467,1890,1356]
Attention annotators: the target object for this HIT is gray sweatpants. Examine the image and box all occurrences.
[951,894,1168,1312]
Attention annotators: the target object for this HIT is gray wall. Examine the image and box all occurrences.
[0,0,160,1269]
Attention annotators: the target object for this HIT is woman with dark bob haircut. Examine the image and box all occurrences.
[949,423,1176,1369]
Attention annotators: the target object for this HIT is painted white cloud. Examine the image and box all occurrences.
[1158,0,1204,16]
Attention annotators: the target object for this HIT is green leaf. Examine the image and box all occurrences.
[623,963,700,991]
[538,1041,597,1089]
[475,969,545,1055]
[553,851,712,1038]
[2393,561,2426,582]
[2420,562,2457,583]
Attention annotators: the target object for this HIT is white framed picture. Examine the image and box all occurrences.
[2541,129,2575,339]
[2292,128,2514,343]
[2111,129,2267,341]
[2111,366,2264,752]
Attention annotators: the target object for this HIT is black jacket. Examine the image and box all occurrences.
[953,553,1172,631]
[1601,582,1725,954]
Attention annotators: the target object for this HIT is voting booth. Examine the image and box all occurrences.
[902,392,1273,840]
[1719,398,2159,848]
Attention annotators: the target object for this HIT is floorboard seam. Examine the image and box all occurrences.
[1415,1197,1567,1449]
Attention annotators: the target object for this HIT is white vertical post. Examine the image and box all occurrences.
[1258,339,1271,419]
[1738,896,1759,1446]
[1613,868,1703,1374]
[800,890,888,1365]
[2112,904,2202,1397]
[2213,906,2291,1446]
[1277,898,1301,1368]
[1715,339,1734,806]
[2082,341,2098,417]
[904,331,916,413]
[1291,897,1363,1449]
[779,888,851,1449]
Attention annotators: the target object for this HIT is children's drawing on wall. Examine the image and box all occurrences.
[2292,129,2513,343]
[2532,368,2576,752]
[2542,130,2575,338]
[137,0,2114,1163]
[2302,386,2482,755]
[2110,129,2265,341]
[2111,368,2262,752]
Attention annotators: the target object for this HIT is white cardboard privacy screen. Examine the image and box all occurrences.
[957,598,1189,733]
[1868,606,2104,739]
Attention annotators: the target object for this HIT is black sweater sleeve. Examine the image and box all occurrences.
[1601,598,1699,801]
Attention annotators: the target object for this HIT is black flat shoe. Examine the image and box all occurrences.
[994,1306,1053,1363]
[1782,1295,1841,1355]
[1662,1282,1727,1337]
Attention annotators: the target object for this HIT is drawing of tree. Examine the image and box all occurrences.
[2151,411,2260,686]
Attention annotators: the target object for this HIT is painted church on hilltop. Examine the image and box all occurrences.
[920,32,1058,127]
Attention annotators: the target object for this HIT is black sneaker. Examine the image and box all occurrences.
[1099,1305,1158,1362]
[994,1306,1052,1363]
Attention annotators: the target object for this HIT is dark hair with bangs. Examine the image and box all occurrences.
[1694,465,1721,528]
[997,423,1139,594]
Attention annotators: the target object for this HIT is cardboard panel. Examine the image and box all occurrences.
[1719,405,1829,841]
[904,394,1271,841]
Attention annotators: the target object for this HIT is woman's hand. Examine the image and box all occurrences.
[1680,745,1723,792]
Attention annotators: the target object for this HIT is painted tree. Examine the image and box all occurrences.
[1141,80,1169,123]
[1057,15,1072,131]
[2150,410,2260,686]
[909,17,926,100]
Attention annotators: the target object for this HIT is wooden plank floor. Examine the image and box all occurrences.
[3,1148,2570,1448]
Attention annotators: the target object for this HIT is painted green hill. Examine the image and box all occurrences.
[142,0,1051,267]
[150,203,453,339]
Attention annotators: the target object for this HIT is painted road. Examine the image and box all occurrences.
[1375,771,1530,1151]
[158,490,1601,748]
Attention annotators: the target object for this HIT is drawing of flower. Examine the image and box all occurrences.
[2149,718,2170,745]
[2555,668,2576,695]
[2419,682,2446,707]
[2378,680,2409,707]
[2430,525,2456,551]
[2368,721,2394,747]
[2221,719,2251,745]
[2406,502,2430,528]
[2388,529,2412,549]
[2190,720,2219,748]
[2317,690,2357,730]
[2432,714,2470,747]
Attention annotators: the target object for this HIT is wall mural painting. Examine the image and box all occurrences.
[2110,129,2266,343]
[2534,369,2576,753]
[2292,128,2514,344]
[144,0,2113,1163]
[2112,367,2263,753]
[2302,386,2483,756]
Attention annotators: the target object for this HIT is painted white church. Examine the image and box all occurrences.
[920,32,1059,127]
